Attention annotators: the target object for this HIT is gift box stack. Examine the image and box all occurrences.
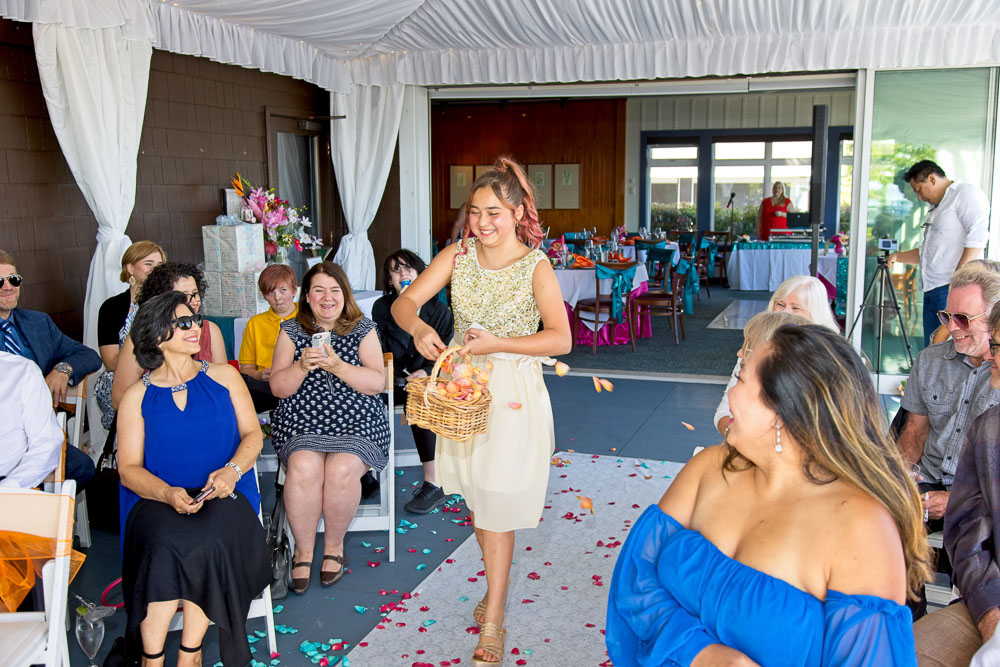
[201,224,269,317]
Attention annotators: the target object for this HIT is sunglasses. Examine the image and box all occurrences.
[171,314,203,331]
[937,310,988,329]
[0,274,22,288]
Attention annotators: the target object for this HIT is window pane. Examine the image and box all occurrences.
[842,139,854,158]
[650,146,697,160]
[715,142,765,160]
[863,68,991,374]
[772,141,813,159]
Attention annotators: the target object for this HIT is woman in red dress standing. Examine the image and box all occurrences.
[757,181,795,241]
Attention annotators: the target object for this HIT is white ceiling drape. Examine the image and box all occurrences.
[6,1,1000,94]
[330,84,406,291]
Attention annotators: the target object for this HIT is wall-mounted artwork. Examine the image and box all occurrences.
[554,163,580,209]
[529,164,553,209]
[449,165,473,208]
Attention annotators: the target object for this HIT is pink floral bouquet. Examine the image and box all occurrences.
[231,173,322,260]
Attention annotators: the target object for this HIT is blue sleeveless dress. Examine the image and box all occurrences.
[119,361,260,535]
[606,506,917,666]
[119,362,269,666]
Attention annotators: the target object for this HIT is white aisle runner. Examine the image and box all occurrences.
[348,454,685,666]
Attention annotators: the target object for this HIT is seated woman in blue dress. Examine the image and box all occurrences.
[117,291,270,667]
[607,324,932,666]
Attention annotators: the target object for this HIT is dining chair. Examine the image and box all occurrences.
[644,247,674,291]
[572,262,637,354]
[633,270,687,345]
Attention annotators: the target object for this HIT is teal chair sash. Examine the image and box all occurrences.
[645,247,676,284]
[595,263,637,323]
[674,257,699,315]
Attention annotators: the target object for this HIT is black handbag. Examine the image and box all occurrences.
[266,483,291,600]
[87,414,121,533]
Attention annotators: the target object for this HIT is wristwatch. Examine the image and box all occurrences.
[54,362,72,377]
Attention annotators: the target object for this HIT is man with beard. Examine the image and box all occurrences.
[898,265,1000,524]
[914,298,1000,665]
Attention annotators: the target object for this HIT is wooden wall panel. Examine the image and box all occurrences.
[430,98,626,244]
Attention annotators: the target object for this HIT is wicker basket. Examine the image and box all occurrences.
[405,345,492,442]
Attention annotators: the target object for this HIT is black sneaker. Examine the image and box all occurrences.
[404,481,446,514]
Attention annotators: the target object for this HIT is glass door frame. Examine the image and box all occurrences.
[846,66,1000,392]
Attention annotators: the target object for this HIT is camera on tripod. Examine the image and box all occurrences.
[878,238,899,253]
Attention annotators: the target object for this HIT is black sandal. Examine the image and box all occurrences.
[179,643,202,653]
[291,560,312,595]
[320,554,347,587]
[141,648,165,663]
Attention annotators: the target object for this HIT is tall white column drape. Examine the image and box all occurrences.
[331,84,405,290]
[33,21,151,353]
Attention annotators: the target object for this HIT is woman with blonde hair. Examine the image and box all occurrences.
[94,240,166,429]
[757,180,794,241]
[715,275,838,434]
[607,324,931,666]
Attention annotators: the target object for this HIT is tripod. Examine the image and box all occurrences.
[847,251,914,374]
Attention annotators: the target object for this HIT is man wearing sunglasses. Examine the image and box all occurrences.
[0,250,101,493]
[899,267,1000,537]
[914,303,1000,664]
[888,160,989,346]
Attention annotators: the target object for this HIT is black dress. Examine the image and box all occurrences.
[270,318,391,469]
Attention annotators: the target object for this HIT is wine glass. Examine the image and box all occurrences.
[584,239,595,259]
[76,614,105,667]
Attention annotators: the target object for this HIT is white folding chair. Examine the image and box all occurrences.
[58,376,92,548]
[282,353,397,562]
[0,481,76,667]
[167,463,276,656]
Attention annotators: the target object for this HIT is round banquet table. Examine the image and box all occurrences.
[554,264,652,346]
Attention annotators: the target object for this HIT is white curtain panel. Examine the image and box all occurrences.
[330,84,405,291]
[33,18,151,354]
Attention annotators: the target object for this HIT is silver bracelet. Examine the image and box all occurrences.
[226,461,243,482]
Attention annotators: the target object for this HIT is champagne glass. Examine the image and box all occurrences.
[76,614,105,667]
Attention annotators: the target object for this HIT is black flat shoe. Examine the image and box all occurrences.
[291,560,312,595]
[320,554,347,587]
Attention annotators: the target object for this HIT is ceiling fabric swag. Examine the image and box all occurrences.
[32,19,152,356]
[330,84,406,291]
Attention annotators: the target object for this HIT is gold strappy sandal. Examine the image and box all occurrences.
[472,622,507,665]
[473,578,510,626]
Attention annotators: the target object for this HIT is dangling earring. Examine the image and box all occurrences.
[775,424,783,453]
[128,275,136,286]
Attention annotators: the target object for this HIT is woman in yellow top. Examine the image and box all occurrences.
[239,264,299,413]
[393,156,571,664]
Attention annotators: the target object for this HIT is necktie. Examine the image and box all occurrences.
[1,319,21,356]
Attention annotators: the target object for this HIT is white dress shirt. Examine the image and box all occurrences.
[920,181,990,292]
[0,351,62,488]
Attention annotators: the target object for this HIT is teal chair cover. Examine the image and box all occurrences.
[595,263,637,323]
[674,257,699,315]
[645,247,676,284]
[697,237,718,277]
[677,232,696,247]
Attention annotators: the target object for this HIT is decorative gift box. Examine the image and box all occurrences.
[202,270,269,318]
[202,224,265,273]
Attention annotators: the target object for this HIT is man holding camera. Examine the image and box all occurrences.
[888,160,989,346]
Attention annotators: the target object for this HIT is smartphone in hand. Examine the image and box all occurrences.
[311,331,331,357]
[192,486,215,504]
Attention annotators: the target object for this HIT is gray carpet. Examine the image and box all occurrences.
[560,286,770,376]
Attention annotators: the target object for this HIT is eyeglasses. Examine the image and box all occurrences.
[937,310,988,328]
[0,274,22,288]
[171,314,203,331]
[990,341,1000,357]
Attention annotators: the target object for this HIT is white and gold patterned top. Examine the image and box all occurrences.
[450,239,547,340]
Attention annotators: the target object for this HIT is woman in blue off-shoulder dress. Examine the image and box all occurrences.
[607,324,932,666]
